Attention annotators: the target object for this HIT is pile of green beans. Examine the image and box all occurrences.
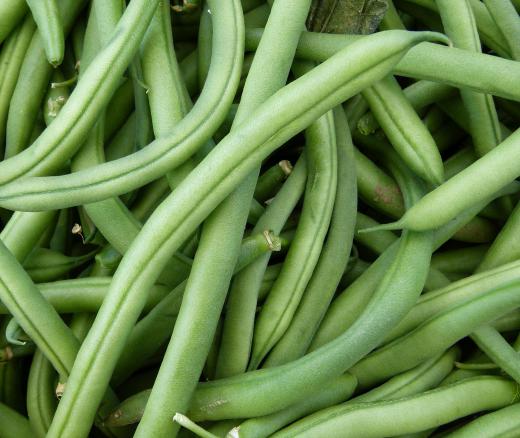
[1,0,520,437]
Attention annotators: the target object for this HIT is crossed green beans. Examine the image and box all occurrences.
[1,0,520,437]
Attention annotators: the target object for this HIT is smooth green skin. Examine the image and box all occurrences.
[216,156,307,378]
[231,374,357,438]
[443,146,476,180]
[5,0,86,159]
[351,279,520,388]
[111,230,283,388]
[376,126,520,232]
[0,211,56,262]
[0,239,79,380]
[0,15,36,155]
[354,212,396,255]
[0,278,169,314]
[189,152,433,421]
[263,106,356,368]
[104,79,135,143]
[471,325,520,384]
[197,5,212,91]
[48,30,445,430]
[447,402,520,437]
[386,258,520,343]
[26,0,64,66]
[350,347,458,404]
[105,112,136,162]
[1,0,160,184]
[27,350,58,438]
[360,75,444,185]
[403,0,510,56]
[379,0,405,30]
[244,29,520,101]
[484,0,520,61]
[476,194,520,272]
[272,377,520,438]
[136,3,309,435]
[437,0,502,159]
[431,245,488,274]
[0,0,27,43]
[354,147,404,219]
[357,80,455,137]
[249,106,337,370]
[22,248,95,283]
[0,401,35,438]
[0,0,243,212]
[254,160,291,203]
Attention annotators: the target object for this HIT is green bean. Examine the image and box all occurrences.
[272,376,520,438]
[385,258,520,343]
[351,279,520,388]
[112,229,284,387]
[245,29,520,101]
[262,106,356,367]
[471,325,520,384]
[243,3,270,27]
[41,30,447,433]
[0,211,57,262]
[380,0,406,30]
[26,0,64,66]
[105,113,136,161]
[444,146,476,179]
[359,75,444,185]
[27,350,58,438]
[216,156,307,378]
[197,5,212,91]
[0,0,27,44]
[484,0,520,61]
[1,0,158,183]
[437,0,502,159]
[22,248,95,283]
[0,15,35,156]
[249,107,337,370]
[431,245,488,274]
[4,0,87,159]
[254,160,292,203]
[0,401,34,438]
[130,177,171,222]
[229,374,357,438]
[447,402,520,437]
[368,129,520,232]
[351,348,458,404]
[104,78,135,142]
[0,278,169,314]
[354,212,397,255]
[354,147,404,219]
[135,3,309,435]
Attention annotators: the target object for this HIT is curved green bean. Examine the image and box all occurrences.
[272,376,520,438]
[0,401,34,438]
[0,0,27,43]
[26,0,64,66]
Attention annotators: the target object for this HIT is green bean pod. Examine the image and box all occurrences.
[44,30,447,434]
[254,160,292,203]
[27,350,58,437]
[0,32,454,212]
[249,108,337,370]
[386,258,520,342]
[26,0,64,66]
[216,156,307,378]
[0,401,34,438]
[447,402,520,437]
[5,0,86,159]
[272,377,520,438]
[262,106,356,367]
[360,75,444,185]
[0,15,36,156]
[1,0,159,182]
[484,0,520,61]
[0,0,27,44]
[228,374,357,438]
[351,279,520,388]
